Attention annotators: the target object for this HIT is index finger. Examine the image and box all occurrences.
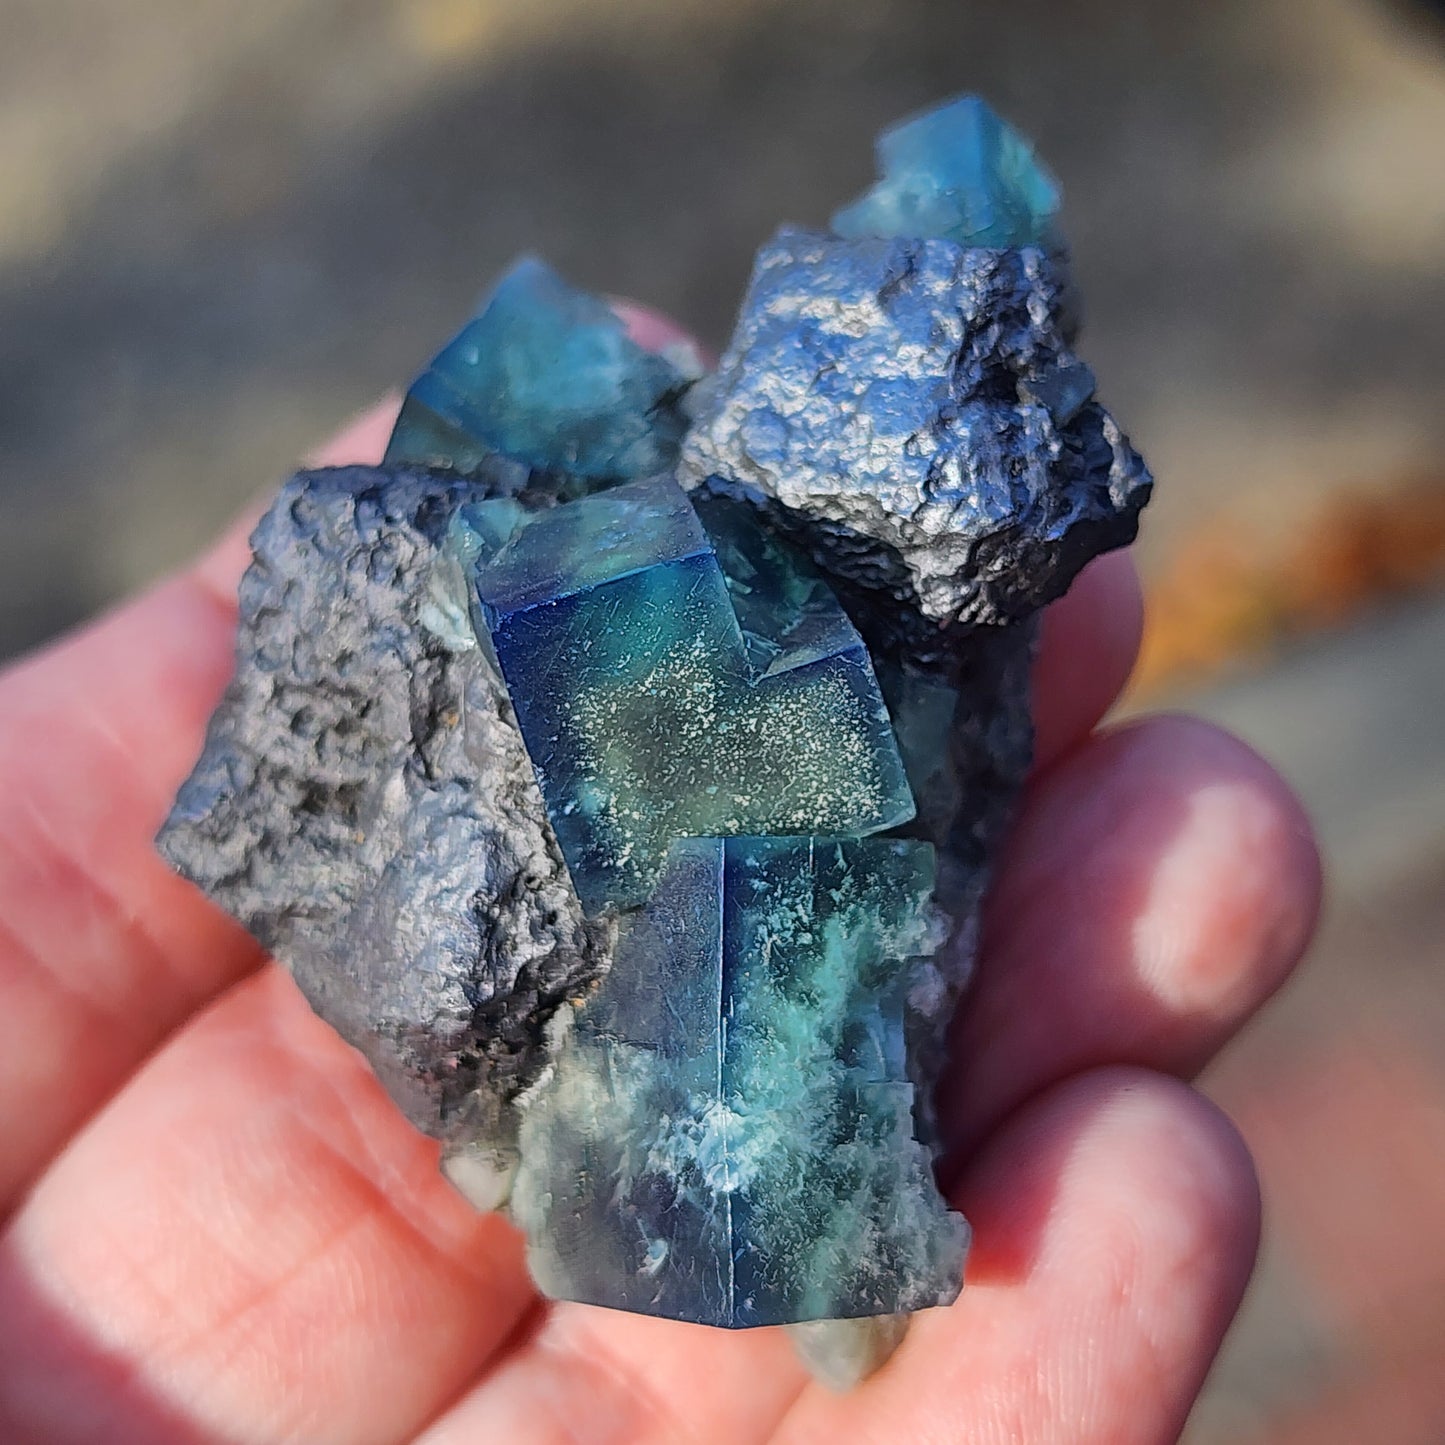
[0,395,400,1215]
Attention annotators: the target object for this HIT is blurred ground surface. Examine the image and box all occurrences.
[2,0,1443,659]
[1158,596,1445,1441]
[0,0,1442,1438]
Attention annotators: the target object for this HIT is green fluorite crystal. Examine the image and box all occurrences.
[511,835,967,1326]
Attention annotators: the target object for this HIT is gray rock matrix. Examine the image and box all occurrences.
[680,228,1151,660]
[159,465,611,1155]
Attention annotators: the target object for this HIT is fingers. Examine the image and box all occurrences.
[0,398,400,1214]
[417,1305,806,1445]
[421,1070,1260,1445]
[0,965,536,1445]
[943,714,1322,1161]
[771,1068,1260,1445]
[0,574,264,1211]
[0,996,1262,1445]
[1032,549,1145,771]
[610,300,708,361]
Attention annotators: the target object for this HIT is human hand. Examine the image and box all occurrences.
[0,309,1320,1444]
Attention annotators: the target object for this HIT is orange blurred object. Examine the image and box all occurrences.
[1133,474,1445,698]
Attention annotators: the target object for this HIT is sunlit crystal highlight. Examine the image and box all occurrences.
[459,476,914,912]
[386,256,690,479]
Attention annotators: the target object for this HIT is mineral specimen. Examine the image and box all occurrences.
[159,94,1153,1385]
[512,835,965,1327]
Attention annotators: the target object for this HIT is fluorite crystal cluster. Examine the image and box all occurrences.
[160,95,1152,1385]
[459,476,913,914]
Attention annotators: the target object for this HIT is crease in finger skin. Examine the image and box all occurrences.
[0,967,540,1445]
[417,1308,697,1445]
[415,1298,811,1445]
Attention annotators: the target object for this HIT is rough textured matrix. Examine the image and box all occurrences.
[158,465,611,1162]
[679,228,1151,656]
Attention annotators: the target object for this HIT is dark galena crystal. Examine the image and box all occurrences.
[678,228,1148,649]
[160,463,613,1166]
[159,96,1152,1383]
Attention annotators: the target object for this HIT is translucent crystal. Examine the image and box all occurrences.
[832,94,1061,249]
[720,836,964,1323]
[511,836,968,1326]
[693,495,863,676]
[385,256,690,479]
[460,476,914,912]
[788,1316,912,1392]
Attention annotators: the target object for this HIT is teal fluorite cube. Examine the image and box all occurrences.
[832,94,1061,248]
[385,257,690,479]
[693,495,863,676]
[721,836,964,1323]
[460,477,915,912]
[511,835,967,1326]
[511,837,732,1323]
[458,470,708,615]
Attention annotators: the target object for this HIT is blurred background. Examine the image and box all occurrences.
[1,0,1442,1436]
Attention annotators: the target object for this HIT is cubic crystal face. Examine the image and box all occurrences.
[463,475,915,913]
[386,256,691,480]
[832,94,1061,249]
[511,835,967,1327]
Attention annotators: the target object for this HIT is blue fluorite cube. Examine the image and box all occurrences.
[459,468,708,616]
[511,835,967,1327]
[692,495,864,676]
[511,837,733,1323]
[459,476,914,912]
[385,257,691,479]
[832,94,1061,248]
